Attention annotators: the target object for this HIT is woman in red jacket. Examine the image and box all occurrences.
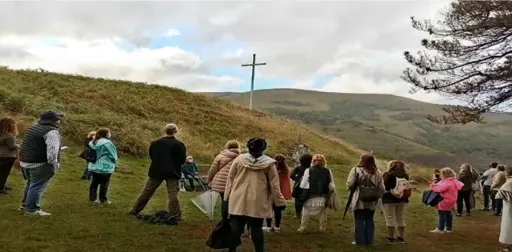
[263,154,292,232]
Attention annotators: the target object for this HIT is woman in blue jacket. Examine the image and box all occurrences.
[88,128,118,205]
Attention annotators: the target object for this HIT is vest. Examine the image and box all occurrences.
[308,167,331,197]
[19,123,59,163]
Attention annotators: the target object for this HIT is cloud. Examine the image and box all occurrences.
[0,1,460,104]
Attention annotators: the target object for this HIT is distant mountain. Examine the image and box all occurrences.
[204,89,512,169]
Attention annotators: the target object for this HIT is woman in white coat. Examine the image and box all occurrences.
[496,166,512,252]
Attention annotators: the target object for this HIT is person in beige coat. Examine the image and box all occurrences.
[207,140,240,220]
[492,165,507,216]
[224,137,285,252]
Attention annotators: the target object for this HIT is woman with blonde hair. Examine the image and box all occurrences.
[456,163,476,217]
[346,153,385,246]
[207,140,240,220]
[495,166,512,251]
[492,165,507,216]
[382,160,410,244]
[79,131,96,180]
[297,154,335,233]
[0,117,18,194]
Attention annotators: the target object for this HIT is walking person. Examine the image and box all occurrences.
[79,131,96,180]
[207,140,241,220]
[495,166,512,252]
[297,154,335,233]
[264,154,291,232]
[225,138,285,252]
[346,153,385,246]
[482,162,499,211]
[182,156,207,191]
[290,153,313,219]
[429,168,463,233]
[129,123,186,221]
[19,111,64,216]
[456,163,475,217]
[492,165,507,216]
[0,117,19,194]
[382,160,411,244]
[87,128,118,205]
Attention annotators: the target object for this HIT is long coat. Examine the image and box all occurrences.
[496,177,512,245]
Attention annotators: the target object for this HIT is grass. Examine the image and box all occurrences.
[207,89,512,169]
[0,68,503,251]
[0,152,502,252]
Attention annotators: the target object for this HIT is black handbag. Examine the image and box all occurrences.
[206,219,240,249]
[422,190,443,207]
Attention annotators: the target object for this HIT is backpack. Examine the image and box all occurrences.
[358,169,385,202]
[84,145,97,163]
[391,177,412,199]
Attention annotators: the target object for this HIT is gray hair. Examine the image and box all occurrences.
[164,123,178,136]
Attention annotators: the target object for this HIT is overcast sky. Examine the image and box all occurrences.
[0,0,458,105]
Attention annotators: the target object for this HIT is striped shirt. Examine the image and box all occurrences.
[21,130,61,170]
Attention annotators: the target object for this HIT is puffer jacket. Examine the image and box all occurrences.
[207,149,240,193]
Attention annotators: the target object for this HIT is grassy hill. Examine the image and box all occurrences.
[206,89,512,169]
[0,68,502,252]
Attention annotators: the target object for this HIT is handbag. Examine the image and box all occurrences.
[206,219,240,249]
[422,190,443,207]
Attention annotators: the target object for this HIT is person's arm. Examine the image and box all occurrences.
[44,130,60,170]
[346,167,357,189]
[106,142,119,164]
[290,167,298,181]
[299,169,310,189]
[206,156,221,183]
[193,163,199,174]
[224,157,239,201]
[430,181,449,193]
[148,141,155,161]
[267,164,286,206]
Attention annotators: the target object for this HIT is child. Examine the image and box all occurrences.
[429,167,463,233]
[432,169,441,184]
[264,154,292,232]
[88,128,118,205]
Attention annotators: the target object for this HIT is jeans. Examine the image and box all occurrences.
[22,165,55,212]
[483,185,493,210]
[457,190,471,214]
[130,177,181,219]
[89,172,112,202]
[0,157,16,191]
[438,210,453,231]
[229,215,264,252]
[185,174,207,191]
[82,163,91,180]
[266,205,283,228]
[354,209,375,246]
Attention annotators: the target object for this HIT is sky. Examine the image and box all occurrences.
[0,0,460,105]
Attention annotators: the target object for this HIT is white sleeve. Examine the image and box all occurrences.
[328,169,336,190]
[300,169,310,189]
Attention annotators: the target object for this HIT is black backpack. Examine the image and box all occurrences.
[84,145,97,163]
[358,169,385,202]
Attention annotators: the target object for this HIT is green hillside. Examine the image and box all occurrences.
[206,89,512,169]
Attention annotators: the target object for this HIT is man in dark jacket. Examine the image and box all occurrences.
[129,123,187,220]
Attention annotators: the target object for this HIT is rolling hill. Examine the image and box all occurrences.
[205,89,512,169]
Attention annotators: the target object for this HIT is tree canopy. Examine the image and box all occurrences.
[402,0,512,124]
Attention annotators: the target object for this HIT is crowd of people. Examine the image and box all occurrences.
[0,111,512,252]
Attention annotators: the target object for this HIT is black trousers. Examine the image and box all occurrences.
[457,190,471,214]
[266,205,283,228]
[229,215,264,252]
[294,198,305,215]
[0,157,16,191]
[89,172,112,202]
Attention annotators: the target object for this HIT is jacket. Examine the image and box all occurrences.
[457,171,475,192]
[148,136,187,180]
[224,153,286,219]
[382,172,410,204]
[182,162,198,176]
[492,171,507,190]
[0,132,18,158]
[207,149,240,193]
[430,177,464,211]
[87,138,118,174]
[346,167,385,211]
[279,171,292,200]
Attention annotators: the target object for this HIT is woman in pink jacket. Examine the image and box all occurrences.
[429,167,464,234]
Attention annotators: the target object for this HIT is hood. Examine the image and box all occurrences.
[89,138,110,150]
[445,177,464,190]
[239,153,275,170]
[220,148,240,159]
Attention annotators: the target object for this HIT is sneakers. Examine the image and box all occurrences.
[430,228,444,233]
[444,229,453,233]
[297,228,305,233]
[18,206,25,211]
[455,213,462,217]
[396,237,406,244]
[101,201,112,205]
[25,210,52,216]
[386,237,396,244]
[262,227,272,232]
[274,227,281,232]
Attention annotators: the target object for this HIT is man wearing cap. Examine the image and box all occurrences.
[19,111,64,216]
[129,123,187,220]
